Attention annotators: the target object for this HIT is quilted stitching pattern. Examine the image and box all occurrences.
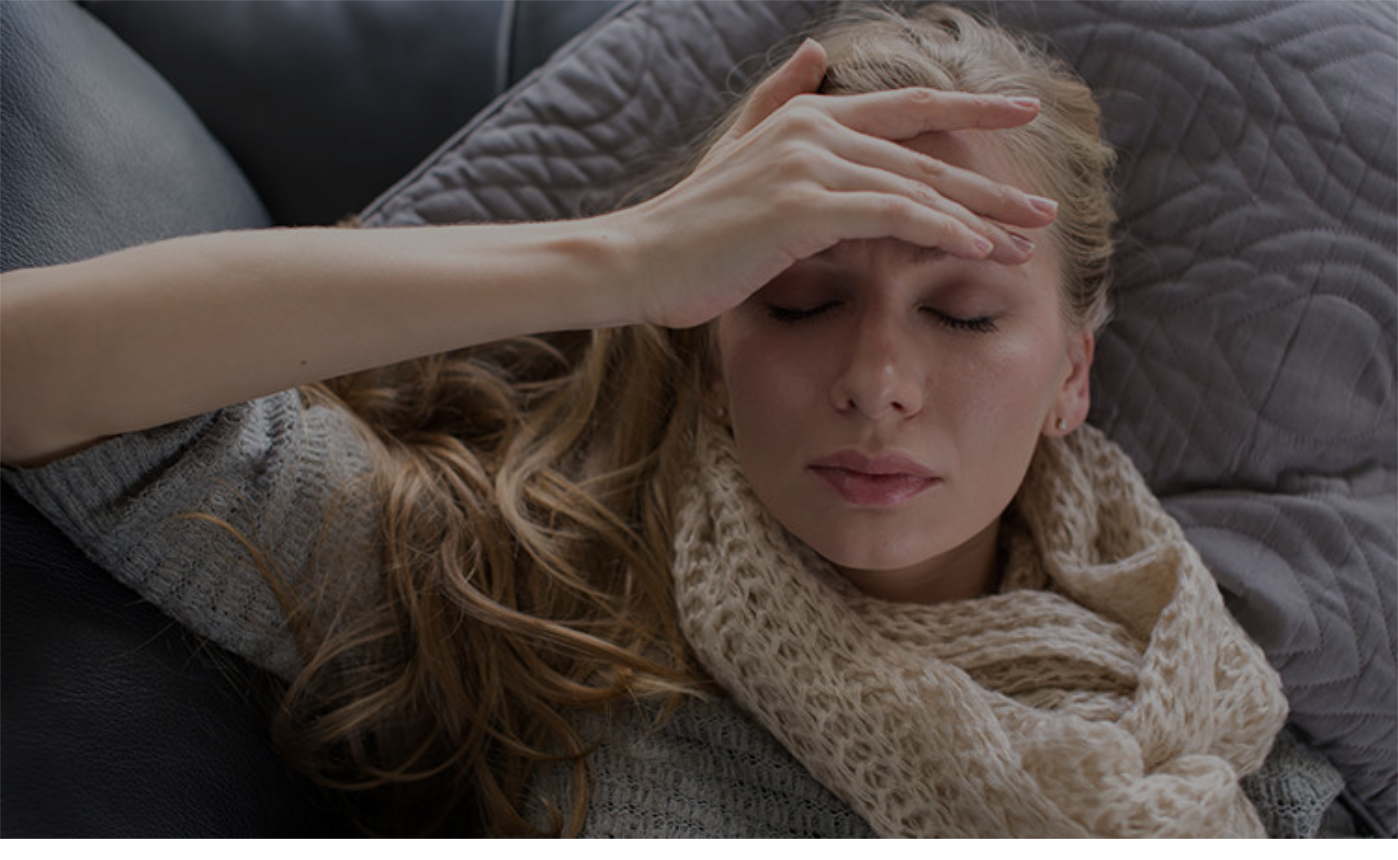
[360,0,1396,834]
[362,1,829,226]
[972,1,1396,833]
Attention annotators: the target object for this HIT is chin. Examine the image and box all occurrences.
[802,530,934,575]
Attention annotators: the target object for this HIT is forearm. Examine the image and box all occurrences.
[0,220,640,465]
[1,69,1062,467]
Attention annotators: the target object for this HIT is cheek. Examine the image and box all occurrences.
[716,318,824,426]
[962,334,1064,422]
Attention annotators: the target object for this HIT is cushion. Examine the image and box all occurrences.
[0,0,269,273]
[358,0,1397,834]
[85,0,619,226]
[0,0,341,836]
[0,487,348,837]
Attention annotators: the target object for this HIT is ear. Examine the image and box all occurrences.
[1044,330,1094,436]
[706,364,732,427]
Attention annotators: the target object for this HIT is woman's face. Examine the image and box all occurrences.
[712,131,1093,604]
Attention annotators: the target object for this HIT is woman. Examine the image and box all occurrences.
[2,4,1323,837]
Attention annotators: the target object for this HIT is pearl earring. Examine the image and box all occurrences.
[1055,417,1068,432]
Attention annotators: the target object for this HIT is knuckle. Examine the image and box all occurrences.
[776,99,830,134]
[916,153,948,180]
[775,141,827,178]
[777,143,816,180]
[905,178,942,208]
[771,181,821,213]
[873,195,917,225]
[992,183,1020,212]
[969,94,998,111]
[901,87,939,106]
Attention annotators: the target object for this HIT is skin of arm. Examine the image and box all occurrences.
[0,221,643,465]
[0,40,1056,467]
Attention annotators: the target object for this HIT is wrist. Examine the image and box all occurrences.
[553,211,652,329]
[387,219,649,342]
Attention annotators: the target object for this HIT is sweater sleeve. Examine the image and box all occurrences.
[2,391,382,682]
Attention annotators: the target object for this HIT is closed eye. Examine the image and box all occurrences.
[928,310,999,334]
[766,302,840,325]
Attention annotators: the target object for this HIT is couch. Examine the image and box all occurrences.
[355,2,1398,835]
[0,0,617,836]
[3,0,1395,839]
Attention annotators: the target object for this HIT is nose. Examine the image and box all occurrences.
[829,311,925,420]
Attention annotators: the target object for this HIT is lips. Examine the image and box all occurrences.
[808,450,941,507]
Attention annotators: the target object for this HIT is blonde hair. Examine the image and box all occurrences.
[811,4,1117,332]
[270,4,1117,836]
[275,328,713,835]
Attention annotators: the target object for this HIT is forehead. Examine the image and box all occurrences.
[809,128,1050,273]
[809,239,949,268]
[905,129,1037,192]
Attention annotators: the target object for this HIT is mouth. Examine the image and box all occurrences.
[808,450,941,507]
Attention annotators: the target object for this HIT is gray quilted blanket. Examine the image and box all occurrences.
[361,0,1397,835]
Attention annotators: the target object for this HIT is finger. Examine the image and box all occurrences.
[812,88,1041,141]
[911,149,1058,229]
[728,39,829,138]
[822,191,998,261]
[810,124,1059,229]
[816,159,1035,264]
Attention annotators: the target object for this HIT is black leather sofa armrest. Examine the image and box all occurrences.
[1,484,352,837]
[82,0,619,226]
[0,0,271,274]
[0,0,334,837]
[1,0,616,836]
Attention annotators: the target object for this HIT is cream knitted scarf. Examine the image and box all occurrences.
[671,420,1288,837]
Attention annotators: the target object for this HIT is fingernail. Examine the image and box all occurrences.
[1027,195,1058,217]
[1008,96,1040,110]
[973,235,994,256]
[1009,232,1035,255]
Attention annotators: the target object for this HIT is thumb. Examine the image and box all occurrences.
[728,38,829,138]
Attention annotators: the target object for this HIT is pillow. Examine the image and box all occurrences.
[359,0,1397,835]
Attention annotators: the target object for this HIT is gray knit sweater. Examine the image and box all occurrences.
[3,392,1347,837]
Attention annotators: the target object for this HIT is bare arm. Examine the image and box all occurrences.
[1,40,1056,466]
[0,221,642,465]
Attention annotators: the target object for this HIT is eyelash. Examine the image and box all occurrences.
[765,303,998,334]
[765,303,838,325]
[935,312,999,334]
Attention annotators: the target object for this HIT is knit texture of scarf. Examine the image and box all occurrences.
[671,421,1288,837]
